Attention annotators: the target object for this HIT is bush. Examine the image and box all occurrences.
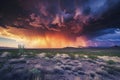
[0,63,3,69]
[9,53,20,58]
[88,55,98,59]
[105,66,120,75]
[106,60,116,65]
[45,53,54,58]
[69,53,75,59]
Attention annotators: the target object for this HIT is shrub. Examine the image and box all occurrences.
[45,53,54,58]
[88,55,98,59]
[0,63,3,69]
[105,66,120,75]
[106,60,116,65]
[69,53,75,59]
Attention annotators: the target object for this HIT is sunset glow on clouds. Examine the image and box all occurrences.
[0,0,120,48]
[0,26,87,48]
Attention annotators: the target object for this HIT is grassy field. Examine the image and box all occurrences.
[0,47,120,58]
[0,47,120,80]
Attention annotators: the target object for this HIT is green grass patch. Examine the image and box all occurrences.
[88,55,98,59]
[45,53,54,58]
[69,53,76,59]
[0,48,120,58]
[106,60,116,65]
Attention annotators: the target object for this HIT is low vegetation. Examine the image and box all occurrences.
[104,65,120,75]
[0,63,3,69]
[106,60,116,65]
[0,48,120,80]
[88,55,98,59]
[0,48,120,58]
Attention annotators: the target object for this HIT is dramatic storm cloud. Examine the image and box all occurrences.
[0,0,120,48]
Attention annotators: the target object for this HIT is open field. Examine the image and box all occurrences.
[0,47,120,80]
[1,47,120,57]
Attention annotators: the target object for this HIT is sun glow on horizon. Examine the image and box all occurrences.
[0,26,87,48]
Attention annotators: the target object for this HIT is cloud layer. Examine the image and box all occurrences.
[0,0,120,47]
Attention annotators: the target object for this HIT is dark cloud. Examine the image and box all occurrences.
[88,28,120,47]
[0,0,120,46]
[94,28,120,41]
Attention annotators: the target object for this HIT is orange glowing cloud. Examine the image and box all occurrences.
[0,26,87,48]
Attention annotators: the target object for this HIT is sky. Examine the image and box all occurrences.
[0,0,120,48]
